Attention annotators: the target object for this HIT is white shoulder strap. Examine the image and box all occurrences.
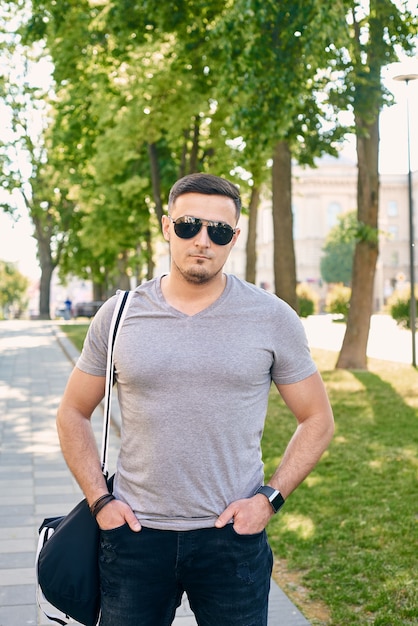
[100,290,134,475]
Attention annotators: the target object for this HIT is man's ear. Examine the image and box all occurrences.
[161,215,170,241]
[231,227,241,247]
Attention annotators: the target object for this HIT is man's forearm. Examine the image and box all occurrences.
[56,408,109,505]
[268,412,334,499]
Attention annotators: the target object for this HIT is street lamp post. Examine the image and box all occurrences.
[394,73,418,367]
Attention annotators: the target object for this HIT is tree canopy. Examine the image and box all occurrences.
[1,0,417,343]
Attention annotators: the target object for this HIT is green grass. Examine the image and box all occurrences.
[265,350,418,625]
[60,324,418,625]
[59,322,90,351]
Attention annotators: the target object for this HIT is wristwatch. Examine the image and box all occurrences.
[255,485,285,514]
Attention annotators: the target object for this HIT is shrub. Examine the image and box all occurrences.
[296,283,318,317]
[387,287,418,328]
[325,283,351,320]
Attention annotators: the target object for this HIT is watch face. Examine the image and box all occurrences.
[256,486,285,513]
[271,491,285,512]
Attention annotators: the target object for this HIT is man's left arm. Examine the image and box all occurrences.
[269,370,334,499]
[215,371,334,533]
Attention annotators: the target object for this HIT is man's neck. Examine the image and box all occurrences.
[161,273,227,315]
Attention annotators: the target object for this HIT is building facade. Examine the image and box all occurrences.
[218,154,417,312]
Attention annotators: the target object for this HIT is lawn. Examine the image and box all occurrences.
[60,324,418,625]
[59,322,90,352]
[265,349,418,625]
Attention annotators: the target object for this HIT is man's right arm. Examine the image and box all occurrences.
[56,367,141,531]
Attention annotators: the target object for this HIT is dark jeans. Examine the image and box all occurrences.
[98,524,273,626]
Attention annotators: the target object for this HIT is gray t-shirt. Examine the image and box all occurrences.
[77,274,317,530]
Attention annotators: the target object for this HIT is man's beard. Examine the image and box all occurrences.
[173,259,222,285]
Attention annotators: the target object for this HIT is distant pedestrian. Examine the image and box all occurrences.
[64,298,72,320]
[57,173,334,625]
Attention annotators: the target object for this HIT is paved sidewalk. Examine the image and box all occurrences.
[301,313,414,364]
[0,319,310,626]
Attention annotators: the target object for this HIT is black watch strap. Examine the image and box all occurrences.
[255,485,285,514]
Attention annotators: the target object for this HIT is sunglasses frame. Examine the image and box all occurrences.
[169,215,236,246]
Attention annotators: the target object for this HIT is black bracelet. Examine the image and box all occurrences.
[90,493,115,518]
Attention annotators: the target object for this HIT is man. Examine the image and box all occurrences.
[57,173,334,626]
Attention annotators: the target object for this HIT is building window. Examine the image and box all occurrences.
[388,225,398,240]
[390,251,399,267]
[327,202,342,229]
[387,201,398,217]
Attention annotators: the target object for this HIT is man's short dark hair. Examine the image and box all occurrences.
[168,173,241,220]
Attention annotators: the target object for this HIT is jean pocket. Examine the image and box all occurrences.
[230,525,266,540]
[100,522,129,537]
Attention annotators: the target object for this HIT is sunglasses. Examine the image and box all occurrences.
[169,215,236,246]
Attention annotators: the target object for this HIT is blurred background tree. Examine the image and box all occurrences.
[0,260,29,319]
[320,211,357,286]
[1,0,416,371]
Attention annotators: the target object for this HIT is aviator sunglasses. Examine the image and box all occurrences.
[169,215,236,246]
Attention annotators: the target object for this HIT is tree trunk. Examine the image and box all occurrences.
[114,251,131,291]
[35,222,55,320]
[272,140,298,311]
[38,261,54,320]
[179,129,189,179]
[146,230,155,280]
[148,142,164,224]
[93,282,106,301]
[336,116,379,370]
[189,118,200,174]
[245,184,260,285]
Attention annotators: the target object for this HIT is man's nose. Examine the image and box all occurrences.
[194,224,211,246]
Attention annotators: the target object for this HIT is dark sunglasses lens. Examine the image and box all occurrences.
[208,225,234,245]
[174,221,202,239]
[172,216,234,245]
